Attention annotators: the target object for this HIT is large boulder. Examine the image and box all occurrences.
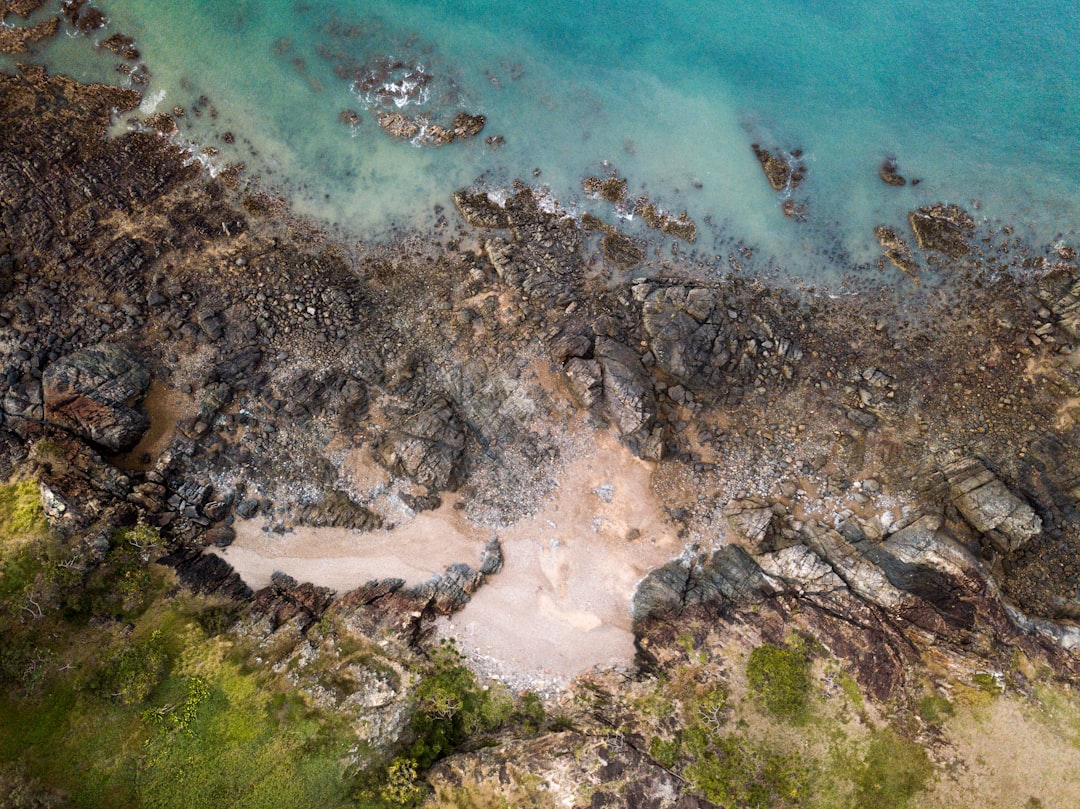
[631,545,774,625]
[723,497,782,553]
[380,397,468,491]
[908,203,974,258]
[593,338,656,440]
[42,343,150,452]
[944,458,1042,554]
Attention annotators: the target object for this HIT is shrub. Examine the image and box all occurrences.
[685,732,806,808]
[649,736,680,769]
[746,643,812,720]
[97,630,169,705]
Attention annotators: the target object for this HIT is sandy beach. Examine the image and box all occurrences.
[214,430,681,687]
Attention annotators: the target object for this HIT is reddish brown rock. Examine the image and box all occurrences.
[42,344,151,452]
[909,203,975,257]
[0,16,58,55]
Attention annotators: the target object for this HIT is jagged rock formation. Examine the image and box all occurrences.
[42,343,151,451]
[909,203,975,257]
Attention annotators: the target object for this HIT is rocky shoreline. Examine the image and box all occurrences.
[4,42,1080,806]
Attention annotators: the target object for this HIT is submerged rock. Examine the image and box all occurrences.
[100,32,140,60]
[879,156,906,186]
[875,224,920,281]
[0,16,58,55]
[582,175,628,204]
[632,199,697,243]
[600,231,644,269]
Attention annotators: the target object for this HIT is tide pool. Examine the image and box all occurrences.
[10,0,1080,280]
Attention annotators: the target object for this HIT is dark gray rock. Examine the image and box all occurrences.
[2,379,43,422]
[479,536,504,575]
[631,545,774,624]
[295,491,382,531]
[42,343,150,452]
[594,337,656,442]
[382,397,468,491]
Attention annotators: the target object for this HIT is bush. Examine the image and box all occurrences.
[649,736,680,769]
[746,643,812,720]
[684,732,806,808]
[96,630,169,705]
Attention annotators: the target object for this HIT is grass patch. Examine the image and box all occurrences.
[0,479,48,542]
[849,728,933,807]
[917,691,955,726]
[747,643,813,721]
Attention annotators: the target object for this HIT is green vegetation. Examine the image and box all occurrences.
[972,672,1003,696]
[1,476,531,809]
[747,642,813,720]
[0,479,49,540]
[684,729,807,808]
[352,640,520,807]
[849,728,934,807]
[917,691,955,725]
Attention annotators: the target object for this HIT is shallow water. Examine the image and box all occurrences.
[10,0,1080,279]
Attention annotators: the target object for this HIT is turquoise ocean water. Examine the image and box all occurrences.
[11,0,1080,280]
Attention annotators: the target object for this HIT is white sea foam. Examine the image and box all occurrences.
[138,88,166,115]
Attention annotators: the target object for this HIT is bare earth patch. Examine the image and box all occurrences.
[925,692,1080,808]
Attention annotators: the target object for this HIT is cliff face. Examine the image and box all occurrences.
[3,60,1080,807]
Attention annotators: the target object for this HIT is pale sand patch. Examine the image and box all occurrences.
[216,504,487,592]
[213,430,680,688]
[438,431,680,689]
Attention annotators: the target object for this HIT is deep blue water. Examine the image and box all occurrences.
[10,0,1080,279]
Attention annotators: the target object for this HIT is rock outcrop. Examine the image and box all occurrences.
[875,224,920,280]
[909,203,975,257]
[944,457,1042,554]
[380,397,469,491]
[42,343,150,452]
